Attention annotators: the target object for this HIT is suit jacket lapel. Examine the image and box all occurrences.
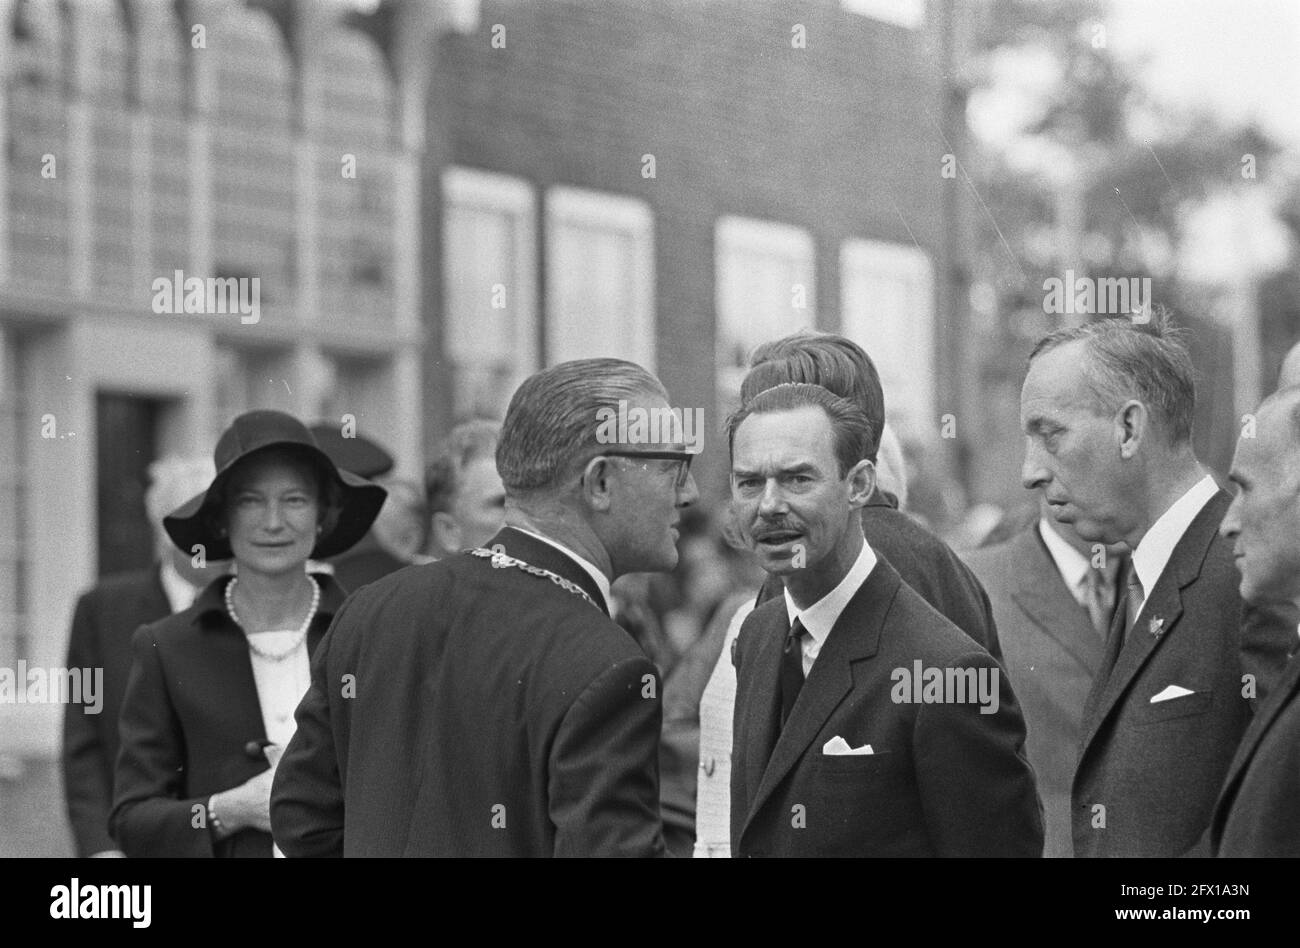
[741,561,898,837]
[739,605,784,818]
[1080,491,1228,751]
[1010,529,1104,673]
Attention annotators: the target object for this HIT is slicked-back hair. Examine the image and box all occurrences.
[1028,311,1196,445]
[743,331,885,461]
[425,419,500,515]
[726,382,872,478]
[497,358,669,494]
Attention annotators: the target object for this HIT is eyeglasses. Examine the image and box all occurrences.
[600,450,695,489]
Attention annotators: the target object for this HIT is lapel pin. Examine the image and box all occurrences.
[1149,617,1164,639]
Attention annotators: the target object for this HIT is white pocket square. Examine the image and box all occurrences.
[1150,685,1195,704]
[822,736,873,756]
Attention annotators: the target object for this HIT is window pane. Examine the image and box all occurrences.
[546,188,653,371]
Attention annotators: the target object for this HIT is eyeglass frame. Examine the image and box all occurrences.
[596,450,695,489]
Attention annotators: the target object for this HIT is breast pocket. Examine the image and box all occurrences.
[810,749,900,776]
[1131,689,1214,726]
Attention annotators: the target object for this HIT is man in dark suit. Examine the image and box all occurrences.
[963,501,1122,857]
[1212,386,1300,856]
[743,332,1000,657]
[1020,315,1293,857]
[62,455,217,857]
[728,382,1042,857]
[271,358,698,856]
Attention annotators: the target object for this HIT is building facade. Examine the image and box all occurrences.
[425,0,967,497]
[0,0,474,799]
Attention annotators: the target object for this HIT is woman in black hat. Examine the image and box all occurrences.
[110,410,386,857]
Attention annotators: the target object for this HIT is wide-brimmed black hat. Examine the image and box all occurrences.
[164,410,388,561]
[309,423,394,479]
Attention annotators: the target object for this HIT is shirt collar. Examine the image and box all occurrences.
[509,525,613,615]
[1130,474,1219,596]
[783,538,878,648]
[1038,517,1091,597]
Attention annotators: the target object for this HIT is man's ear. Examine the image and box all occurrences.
[846,459,876,508]
[1117,400,1148,459]
[430,511,463,556]
[579,456,615,513]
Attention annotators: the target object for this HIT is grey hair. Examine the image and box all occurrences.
[497,358,669,493]
[1028,309,1196,445]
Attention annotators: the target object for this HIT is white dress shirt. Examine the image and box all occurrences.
[1128,474,1219,621]
[509,525,613,615]
[783,538,879,677]
[247,631,311,858]
[1038,518,1092,607]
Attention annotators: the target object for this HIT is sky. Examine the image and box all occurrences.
[1109,0,1300,150]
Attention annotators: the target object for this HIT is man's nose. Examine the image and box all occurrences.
[1219,493,1242,540]
[1021,440,1050,491]
[757,479,787,516]
[677,471,700,508]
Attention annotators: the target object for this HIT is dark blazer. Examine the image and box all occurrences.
[963,527,1104,858]
[110,573,345,858]
[1072,489,1294,857]
[62,567,172,856]
[731,556,1043,857]
[757,490,1002,660]
[1211,647,1300,856]
[271,526,666,857]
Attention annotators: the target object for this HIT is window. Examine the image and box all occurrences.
[715,216,815,408]
[442,167,537,420]
[840,239,935,437]
[545,187,654,371]
[841,0,925,30]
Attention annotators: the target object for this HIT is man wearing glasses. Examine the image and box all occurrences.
[273,358,697,856]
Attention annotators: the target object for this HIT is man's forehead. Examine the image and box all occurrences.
[733,407,834,460]
[1022,356,1097,420]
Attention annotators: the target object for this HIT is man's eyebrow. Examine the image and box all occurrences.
[1023,415,1059,435]
[731,462,818,478]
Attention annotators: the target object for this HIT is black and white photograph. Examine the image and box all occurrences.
[1,0,1298,924]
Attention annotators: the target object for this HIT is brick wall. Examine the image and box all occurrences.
[426,0,955,496]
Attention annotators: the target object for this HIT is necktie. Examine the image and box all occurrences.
[779,618,807,729]
[1081,566,1114,641]
[1122,562,1145,644]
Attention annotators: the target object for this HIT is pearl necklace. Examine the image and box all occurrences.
[224,576,320,662]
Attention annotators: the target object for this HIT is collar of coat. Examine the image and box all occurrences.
[479,526,612,617]
[861,487,900,510]
[188,571,348,632]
